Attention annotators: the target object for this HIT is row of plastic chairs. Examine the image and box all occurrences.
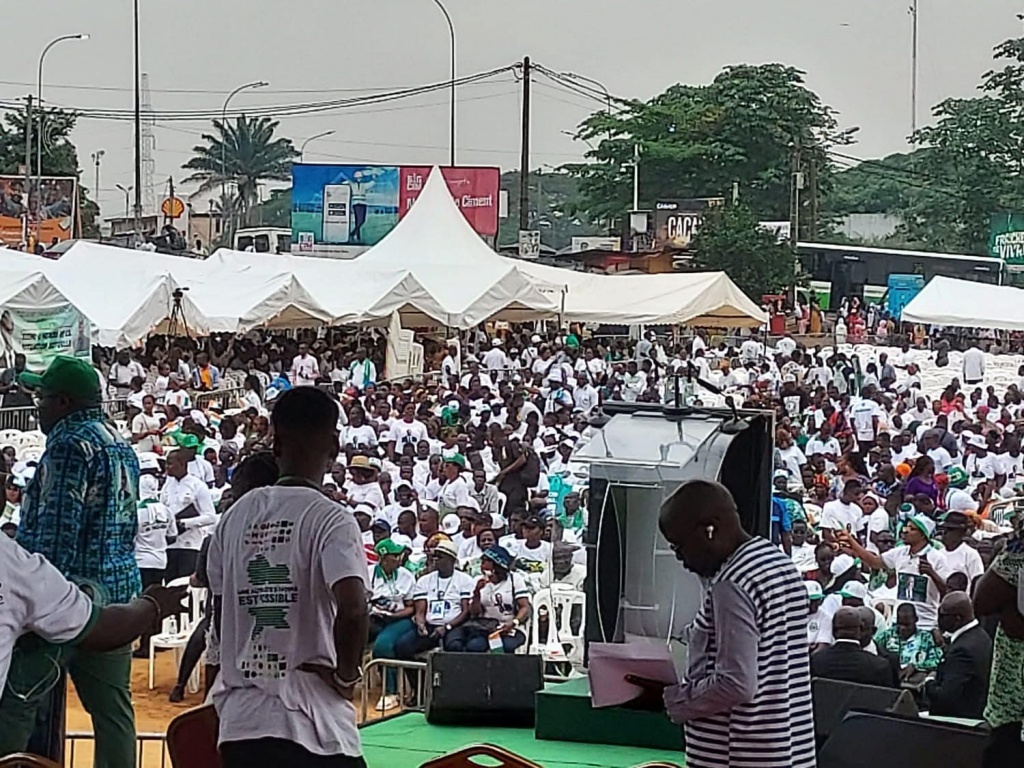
[529,586,586,670]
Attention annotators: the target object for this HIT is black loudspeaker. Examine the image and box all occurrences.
[424,652,544,727]
[812,677,918,745]
[818,710,987,768]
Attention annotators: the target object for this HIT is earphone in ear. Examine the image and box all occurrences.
[706,525,715,539]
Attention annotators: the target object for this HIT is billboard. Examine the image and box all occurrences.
[291,164,499,255]
[989,213,1024,266]
[652,198,724,250]
[0,176,76,247]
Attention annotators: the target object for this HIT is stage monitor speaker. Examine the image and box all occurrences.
[817,710,987,768]
[424,652,544,727]
[812,677,918,745]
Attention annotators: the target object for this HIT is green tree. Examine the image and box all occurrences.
[827,151,927,215]
[249,187,291,229]
[689,202,796,299]
[564,64,855,228]
[0,104,100,237]
[182,115,297,233]
[498,169,600,250]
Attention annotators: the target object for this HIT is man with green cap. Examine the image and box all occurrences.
[942,466,978,514]
[0,355,141,767]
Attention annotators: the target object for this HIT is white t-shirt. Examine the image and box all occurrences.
[880,544,951,629]
[0,534,96,692]
[966,453,1000,482]
[389,419,429,452]
[290,354,320,387]
[937,543,985,588]
[480,574,530,623]
[864,509,891,554]
[927,446,955,472]
[438,476,473,511]
[961,348,985,382]
[346,482,385,513]
[777,445,807,481]
[367,566,416,613]
[341,425,378,451]
[819,499,865,532]
[412,569,476,627]
[791,543,818,573]
[805,436,841,459]
[739,339,761,363]
[187,456,216,487]
[850,399,882,442]
[165,389,191,412]
[131,412,165,453]
[510,539,552,571]
[999,452,1024,482]
[161,474,217,551]
[209,486,366,758]
[135,500,177,570]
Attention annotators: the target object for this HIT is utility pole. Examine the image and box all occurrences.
[910,0,919,138]
[518,56,531,232]
[166,176,175,227]
[23,95,32,247]
[808,158,819,241]
[789,139,803,247]
[91,150,104,204]
[133,0,143,238]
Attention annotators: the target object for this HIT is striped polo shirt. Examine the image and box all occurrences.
[684,536,816,768]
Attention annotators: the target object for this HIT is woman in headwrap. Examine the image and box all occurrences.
[445,545,531,654]
[974,508,1024,765]
[367,538,417,712]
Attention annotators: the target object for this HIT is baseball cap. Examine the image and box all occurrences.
[946,466,969,488]
[390,533,414,551]
[441,513,461,534]
[839,581,868,601]
[522,514,544,529]
[370,518,391,531]
[531,334,542,344]
[830,553,857,576]
[492,338,503,347]
[908,513,936,539]
[967,434,987,449]
[19,355,101,404]
[773,469,789,481]
[804,581,825,601]
[434,539,459,560]
[444,453,466,469]
[374,538,406,556]
[941,510,970,529]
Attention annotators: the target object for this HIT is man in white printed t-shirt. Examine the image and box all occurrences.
[819,480,865,544]
[161,449,217,581]
[289,342,320,387]
[208,387,369,768]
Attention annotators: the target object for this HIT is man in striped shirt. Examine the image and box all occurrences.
[639,480,816,767]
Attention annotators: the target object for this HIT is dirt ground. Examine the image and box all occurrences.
[63,652,388,768]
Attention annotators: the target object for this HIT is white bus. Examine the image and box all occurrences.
[233,227,291,254]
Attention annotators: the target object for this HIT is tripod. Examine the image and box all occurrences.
[167,288,191,340]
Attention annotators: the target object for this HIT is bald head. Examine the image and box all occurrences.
[855,606,876,646]
[832,607,862,642]
[938,590,975,635]
[659,480,745,578]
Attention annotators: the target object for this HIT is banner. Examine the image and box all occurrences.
[291,164,500,254]
[1,304,91,370]
[652,198,724,251]
[0,176,76,247]
[989,213,1024,266]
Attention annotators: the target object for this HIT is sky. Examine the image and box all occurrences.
[3,0,1023,218]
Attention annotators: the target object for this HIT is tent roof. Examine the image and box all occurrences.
[356,167,559,326]
[901,276,1024,330]
[0,265,75,313]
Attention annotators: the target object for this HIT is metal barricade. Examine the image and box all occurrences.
[0,405,37,432]
[65,731,168,768]
[193,387,244,411]
[359,658,427,721]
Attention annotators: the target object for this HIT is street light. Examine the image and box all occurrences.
[300,130,335,162]
[116,184,133,219]
[36,34,89,215]
[220,80,269,238]
[429,0,456,165]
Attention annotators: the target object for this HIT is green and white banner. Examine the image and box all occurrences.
[0,304,91,370]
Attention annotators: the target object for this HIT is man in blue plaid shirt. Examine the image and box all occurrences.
[0,355,141,768]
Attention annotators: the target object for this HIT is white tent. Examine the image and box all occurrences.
[207,249,449,326]
[510,259,767,327]
[901,276,1024,330]
[0,265,89,367]
[35,242,210,346]
[357,167,559,327]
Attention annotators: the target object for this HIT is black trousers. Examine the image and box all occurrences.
[221,738,367,768]
[139,567,165,590]
[166,548,199,582]
[983,722,1024,767]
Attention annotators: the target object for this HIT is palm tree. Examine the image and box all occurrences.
[182,115,297,235]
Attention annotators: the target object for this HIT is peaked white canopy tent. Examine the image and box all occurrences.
[901,275,1024,330]
[356,168,560,327]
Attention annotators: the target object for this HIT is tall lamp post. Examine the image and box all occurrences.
[116,184,132,219]
[300,130,335,162]
[220,80,269,240]
[430,0,456,165]
[36,34,89,236]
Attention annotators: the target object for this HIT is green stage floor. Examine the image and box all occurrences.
[360,712,686,767]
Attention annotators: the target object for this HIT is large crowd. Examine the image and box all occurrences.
[1,318,1024,765]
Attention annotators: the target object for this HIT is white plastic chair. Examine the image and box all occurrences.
[529,586,586,668]
[872,598,896,627]
[0,430,23,446]
[148,578,207,693]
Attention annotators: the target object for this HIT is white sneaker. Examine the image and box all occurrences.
[380,695,400,711]
[375,695,388,712]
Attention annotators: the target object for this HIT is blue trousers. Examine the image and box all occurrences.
[371,619,417,694]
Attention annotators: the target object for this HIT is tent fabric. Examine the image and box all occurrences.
[207,249,448,326]
[356,167,560,327]
[510,260,767,327]
[901,276,1024,330]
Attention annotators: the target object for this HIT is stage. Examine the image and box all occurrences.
[359,712,687,767]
